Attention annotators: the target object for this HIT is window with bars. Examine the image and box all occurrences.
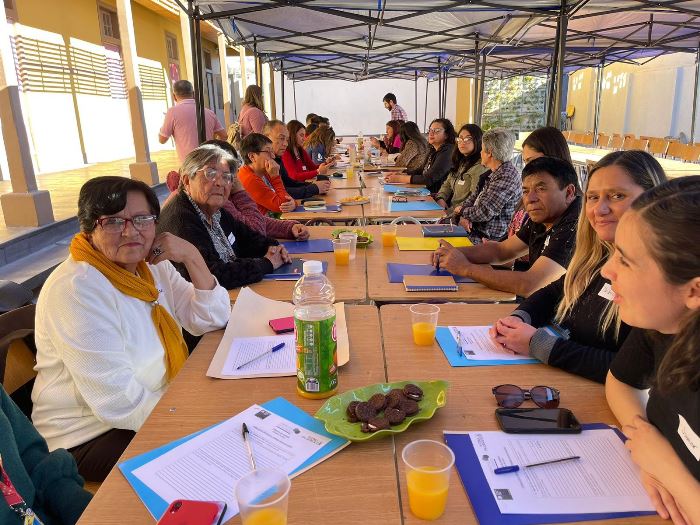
[165,32,178,62]
[98,5,120,45]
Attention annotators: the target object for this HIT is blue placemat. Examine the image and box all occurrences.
[435,326,539,367]
[390,201,442,212]
[282,239,334,254]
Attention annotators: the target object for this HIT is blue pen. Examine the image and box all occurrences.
[236,342,286,370]
[494,455,581,474]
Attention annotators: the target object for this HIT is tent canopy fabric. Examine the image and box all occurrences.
[191,0,700,79]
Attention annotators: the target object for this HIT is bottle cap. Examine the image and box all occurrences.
[302,260,323,274]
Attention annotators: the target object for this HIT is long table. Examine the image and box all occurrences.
[280,188,364,222]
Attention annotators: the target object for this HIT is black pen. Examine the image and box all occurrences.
[241,423,257,470]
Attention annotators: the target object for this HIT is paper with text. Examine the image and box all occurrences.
[221,335,296,377]
[448,326,532,361]
[469,428,655,515]
[131,404,330,523]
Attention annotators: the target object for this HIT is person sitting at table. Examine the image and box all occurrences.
[238,85,268,138]
[304,125,337,165]
[238,133,297,215]
[282,120,333,182]
[521,126,573,164]
[490,150,667,383]
[604,177,700,525]
[1,384,92,525]
[433,123,488,215]
[370,120,403,154]
[393,121,430,173]
[263,120,330,200]
[433,155,581,297]
[305,113,318,127]
[31,176,230,481]
[158,144,290,289]
[384,118,456,193]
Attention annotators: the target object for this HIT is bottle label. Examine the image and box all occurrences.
[295,315,338,395]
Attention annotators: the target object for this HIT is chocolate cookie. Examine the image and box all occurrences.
[385,407,406,425]
[403,384,424,401]
[399,398,420,416]
[360,421,371,433]
[386,390,405,409]
[369,393,387,411]
[367,416,390,432]
[346,400,360,422]
[354,401,377,422]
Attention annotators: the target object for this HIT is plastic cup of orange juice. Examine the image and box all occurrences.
[409,304,439,346]
[332,238,351,265]
[381,223,397,247]
[339,232,358,260]
[235,469,290,525]
[402,440,455,521]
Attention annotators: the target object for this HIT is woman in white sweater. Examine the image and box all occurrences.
[31,176,230,481]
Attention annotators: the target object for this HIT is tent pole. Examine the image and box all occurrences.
[548,0,568,127]
[292,79,297,120]
[424,77,429,132]
[189,4,205,143]
[437,57,442,119]
[477,53,486,125]
[281,65,285,122]
[443,67,448,118]
[593,58,605,144]
[414,70,418,122]
[253,37,259,86]
[691,46,700,144]
[473,37,479,123]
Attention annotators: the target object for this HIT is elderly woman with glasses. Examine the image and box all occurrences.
[157,144,291,290]
[31,176,230,482]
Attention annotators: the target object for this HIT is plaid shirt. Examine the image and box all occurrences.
[390,103,408,122]
[461,160,522,241]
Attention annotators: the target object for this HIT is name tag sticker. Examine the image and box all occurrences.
[227,233,236,245]
[678,415,700,461]
[598,283,615,301]
[457,180,466,186]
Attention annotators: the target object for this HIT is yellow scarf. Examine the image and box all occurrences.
[69,233,188,380]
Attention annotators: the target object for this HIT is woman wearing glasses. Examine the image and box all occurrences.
[31,176,230,481]
[434,124,488,215]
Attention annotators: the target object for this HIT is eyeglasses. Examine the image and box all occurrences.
[256,149,275,157]
[428,128,444,134]
[96,215,157,233]
[198,167,234,184]
[492,384,560,409]
[456,137,474,144]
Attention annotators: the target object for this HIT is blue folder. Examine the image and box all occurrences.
[263,259,328,280]
[119,397,349,520]
[444,426,656,525]
[390,200,442,212]
[382,184,429,195]
[435,326,539,367]
[386,262,475,283]
[281,239,334,254]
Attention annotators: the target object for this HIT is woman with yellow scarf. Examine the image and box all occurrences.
[31,176,230,482]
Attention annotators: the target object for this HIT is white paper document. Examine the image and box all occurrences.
[469,428,655,515]
[221,334,296,377]
[132,404,331,522]
[448,326,531,361]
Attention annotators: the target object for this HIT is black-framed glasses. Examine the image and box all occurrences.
[198,167,234,184]
[255,149,275,158]
[492,384,560,408]
[96,215,157,233]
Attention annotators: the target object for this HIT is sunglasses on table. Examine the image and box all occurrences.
[492,384,560,408]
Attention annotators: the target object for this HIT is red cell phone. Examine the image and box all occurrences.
[269,316,295,334]
[156,500,226,525]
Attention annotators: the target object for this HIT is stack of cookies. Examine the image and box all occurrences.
[346,384,424,433]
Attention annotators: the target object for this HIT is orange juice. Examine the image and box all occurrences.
[406,467,449,520]
[242,507,287,525]
[412,322,436,346]
[382,231,396,247]
[334,248,350,265]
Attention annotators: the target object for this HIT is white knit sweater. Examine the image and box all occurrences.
[31,257,231,451]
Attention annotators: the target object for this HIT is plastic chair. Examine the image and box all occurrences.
[0,304,37,418]
[390,216,421,225]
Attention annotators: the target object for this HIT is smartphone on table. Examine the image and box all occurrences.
[495,408,582,434]
[156,500,227,525]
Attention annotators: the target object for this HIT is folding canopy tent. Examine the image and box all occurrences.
[175,0,700,139]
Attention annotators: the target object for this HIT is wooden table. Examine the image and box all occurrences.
[364,225,516,303]
[281,188,364,223]
[380,303,664,525]
[325,173,363,189]
[78,306,402,525]
[228,226,367,303]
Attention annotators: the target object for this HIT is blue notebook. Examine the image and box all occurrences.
[422,224,469,237]
[281,239,334,254]
[435,326,538,367]
[387,263,475,284]
[263,259,328,280]
[119,397,349,520]
[382,184,429,195]
[390,201,442,212]
[444,426,656,525]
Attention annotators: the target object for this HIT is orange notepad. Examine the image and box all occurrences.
[403,275,458,292]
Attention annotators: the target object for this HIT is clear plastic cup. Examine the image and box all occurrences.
[402,440,455,521]
[235,469,291,525]
[338,232,358,260]
[410,304,440,346]
[383,194,394,212]
[332,238,351,265]
[380,223,397,247]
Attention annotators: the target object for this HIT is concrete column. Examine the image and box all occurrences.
[217,33,232,127]
[239,46,248,92]
[0,20,54,226]
[115,0,158,185]
[179,8,194,82]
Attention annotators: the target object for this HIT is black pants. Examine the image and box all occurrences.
[69,428,136,482]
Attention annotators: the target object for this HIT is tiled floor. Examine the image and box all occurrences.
[0,150,179,243]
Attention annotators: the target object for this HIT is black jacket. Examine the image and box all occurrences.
[409,143,455,193]
[277,156,320,199]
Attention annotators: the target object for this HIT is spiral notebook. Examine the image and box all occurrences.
[403,275,458,292]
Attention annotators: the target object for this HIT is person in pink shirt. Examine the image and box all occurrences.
[238,85,269,138]
[159,80,226,162]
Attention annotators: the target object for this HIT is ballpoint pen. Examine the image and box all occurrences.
[494,455,581,474]
[241,423,257,471]
[236,342,286,370]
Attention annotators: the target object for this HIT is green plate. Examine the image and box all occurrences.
[331,228,374,247]
[314,379,448,441]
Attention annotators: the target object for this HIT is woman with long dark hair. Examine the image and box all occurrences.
[394,121,430,173]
